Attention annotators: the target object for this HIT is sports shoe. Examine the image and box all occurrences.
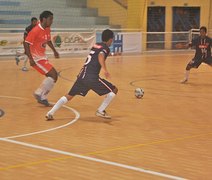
[45,113,54,121]
[33,93,51,107]
[95,110,111,119]
[180,78,188,83]
[33,93,41,101]
[37,99,51,107]
[15,56,20,65]
[22,67,28,71]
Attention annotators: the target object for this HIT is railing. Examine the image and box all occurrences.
[0,28,200,56]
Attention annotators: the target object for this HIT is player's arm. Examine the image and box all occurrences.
[188,42,192,48]
[98,52,110,79]
[23,27,29,40]
[23,33,27,40]
[47,41,59,58]
[24,28,37,66]
[188,38,196,48]
[24,42,36,66]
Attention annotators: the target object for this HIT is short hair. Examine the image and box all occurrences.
[200,26,207,33]
[102,29,114,42]
[31,17,37,22]
[39,11,53,21]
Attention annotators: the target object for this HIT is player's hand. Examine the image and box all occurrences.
[188,42,192,48]
[29,59,36,66]
[54,51,59,58]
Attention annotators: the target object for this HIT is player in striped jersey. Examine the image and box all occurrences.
[181,26,212,83]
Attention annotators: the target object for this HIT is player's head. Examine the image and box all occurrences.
[39,11,53,28]
[200,26,207,38]
[31,17,38,27]
[102,29,114,46]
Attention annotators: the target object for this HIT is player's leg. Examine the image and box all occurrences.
[46,94,73,120]
[40,67,58,100]
[33,60,58,106]
[15,51,25,66]
[204,56,212,67]
[46,79,88,120]
[181,58,201,83]
[15,51,22,65]
[92,78,118,119]
[22,55,29,71]
[15,56,20,65]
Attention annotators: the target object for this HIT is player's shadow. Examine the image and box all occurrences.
[185,82,212,87]
[79,116,121,125]
[45,116,122,125]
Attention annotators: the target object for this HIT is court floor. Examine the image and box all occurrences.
[0,52,211,180]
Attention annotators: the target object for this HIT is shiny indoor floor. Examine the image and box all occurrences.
[0,52,211,180]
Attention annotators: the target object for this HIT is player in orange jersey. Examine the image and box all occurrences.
[25,11,59,106]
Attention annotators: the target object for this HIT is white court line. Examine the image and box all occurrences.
[0,96,80,139]
[0,138,187,180]
[0,97,187,179]
[0,95,28,101]
[4,105,80,139]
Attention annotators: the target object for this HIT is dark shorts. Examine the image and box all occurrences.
[189,57,212,68]
[68,77,116,96]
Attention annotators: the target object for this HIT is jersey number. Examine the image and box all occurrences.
[84,50,95,65]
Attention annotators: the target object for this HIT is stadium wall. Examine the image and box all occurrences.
[147,0,210,49]
[208,1,212,36]
[148,0,210,32]
[87,0,127,28]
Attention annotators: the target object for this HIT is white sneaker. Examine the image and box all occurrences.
[45,113,54,121]
[95,110,111,119]
[180,78,188,83]
[22,67,28,71]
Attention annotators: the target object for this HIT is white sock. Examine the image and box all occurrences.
[98,92,116,112]
[47,96,68,115]
[185,70,190,80]
[35,77,55,100]
[18,55,25,60]
[23,56,28,67]
[41,77,55,100]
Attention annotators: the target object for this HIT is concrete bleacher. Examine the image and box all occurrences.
[0,0,110,29]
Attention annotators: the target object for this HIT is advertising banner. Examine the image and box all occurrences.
[0,30,141,56]
[96,31,141,54]
[0,31,96,56]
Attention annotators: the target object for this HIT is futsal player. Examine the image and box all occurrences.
[15,17,38,71]
[24,11,59,106]
[181,26,212,83]
[46,29,118,120]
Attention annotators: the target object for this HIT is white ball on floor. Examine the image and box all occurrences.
[135,88,144,99]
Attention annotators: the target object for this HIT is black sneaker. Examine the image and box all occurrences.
[33,93,41,101]
[38,99,51,107]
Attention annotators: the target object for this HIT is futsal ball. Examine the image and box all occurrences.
[135,88,144,99]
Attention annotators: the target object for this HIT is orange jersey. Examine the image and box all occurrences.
[25,24,51,61]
